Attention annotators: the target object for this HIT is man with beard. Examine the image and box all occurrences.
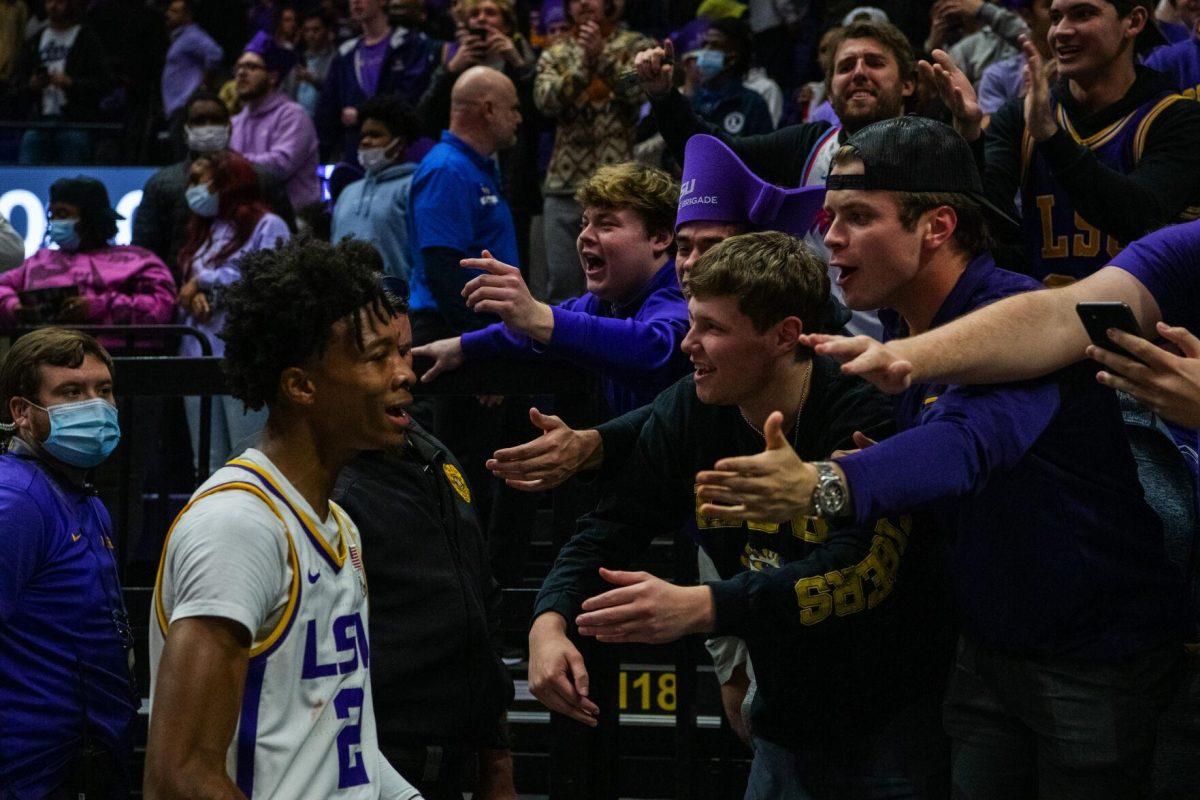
[634,19,958,338]
[635,19,923,190]
[230,31,321,209]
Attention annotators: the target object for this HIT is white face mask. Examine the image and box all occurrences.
[357,138,400,173]
[185,124,231,154]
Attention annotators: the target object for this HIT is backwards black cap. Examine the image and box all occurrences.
[825,115,1018,229]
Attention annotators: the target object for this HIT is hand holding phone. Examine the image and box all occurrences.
[1076,301,1144,363]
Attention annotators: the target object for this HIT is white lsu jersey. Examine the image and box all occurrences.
[150,451,392,799]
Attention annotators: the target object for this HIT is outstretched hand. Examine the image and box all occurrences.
[486,407,604,490]
[799,333,915,394]
[411,336,465,383]
[461,250,555,343]
[694,411,817,522]
[575,568,714,644]
[918,49,983,141]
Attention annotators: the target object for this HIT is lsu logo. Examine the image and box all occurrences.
[680,178,695,197]
[302,612,370,679]
[443,463,471,503]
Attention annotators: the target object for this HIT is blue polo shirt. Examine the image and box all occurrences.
[0,446,137,797]
[408,131,519,317]
[838,255,1189,660]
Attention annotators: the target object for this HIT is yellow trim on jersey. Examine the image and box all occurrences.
[227,458,348,569]
[1133,95,1187,164]
[331,503,368,591]
[153,481,301,660]
[1020,128,1035,183]
[1057,105,1137,149]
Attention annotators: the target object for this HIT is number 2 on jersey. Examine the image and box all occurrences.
[334,687,370,788]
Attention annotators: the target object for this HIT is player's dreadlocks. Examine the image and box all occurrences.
[220,237,406,411]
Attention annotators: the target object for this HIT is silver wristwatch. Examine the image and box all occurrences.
[811,461,848,519]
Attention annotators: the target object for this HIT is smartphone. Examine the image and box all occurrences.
[1076,301,1143,362]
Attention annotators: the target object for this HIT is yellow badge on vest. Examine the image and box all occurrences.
[443,463,471,503]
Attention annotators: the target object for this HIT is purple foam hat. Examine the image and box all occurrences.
[676,134,826,237]
[244,30,298,77]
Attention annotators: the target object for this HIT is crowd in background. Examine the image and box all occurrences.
[2,0,1200,796]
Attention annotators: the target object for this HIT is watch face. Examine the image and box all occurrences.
[817,480,845,515]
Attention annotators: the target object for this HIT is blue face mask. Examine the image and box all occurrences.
[695,48,725,83]
[186,182,219,218]
[28,397,121,468]
[48,218,81,251]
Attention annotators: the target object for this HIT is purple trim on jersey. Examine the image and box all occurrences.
[229,464,345,573]
[802,126,840,185]
[236,656,268,795]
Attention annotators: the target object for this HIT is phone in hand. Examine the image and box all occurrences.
[1076,301,1144,363]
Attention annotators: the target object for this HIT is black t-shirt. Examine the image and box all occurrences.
[536,357,957,747]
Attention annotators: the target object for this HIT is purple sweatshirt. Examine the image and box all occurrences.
[460,261,690,416]
[837,254,1187,659]
[162,23,223,118]
[1145,36,1200,96]
[0,245,176,350]
[230,90,321,208]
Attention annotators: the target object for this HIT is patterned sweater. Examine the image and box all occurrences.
[534,25,653,193]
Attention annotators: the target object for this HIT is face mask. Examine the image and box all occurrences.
[357,139,398,173]
[186,182,219,217]
[185,124,231,154]
[48,218,81,251]
[27,398,121,468]
[695,48,725,83]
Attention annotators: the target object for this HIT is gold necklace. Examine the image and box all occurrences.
[739,360,814,445]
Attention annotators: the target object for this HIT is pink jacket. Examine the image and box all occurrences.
[0,245,177,349]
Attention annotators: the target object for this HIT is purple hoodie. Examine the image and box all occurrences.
[0,245,176,349]
[231,90,321,208]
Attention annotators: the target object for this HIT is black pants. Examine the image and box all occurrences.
[943,635,1183,800]
[383,743,477,800]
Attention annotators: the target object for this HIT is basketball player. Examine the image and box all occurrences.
[144,239,422,799]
